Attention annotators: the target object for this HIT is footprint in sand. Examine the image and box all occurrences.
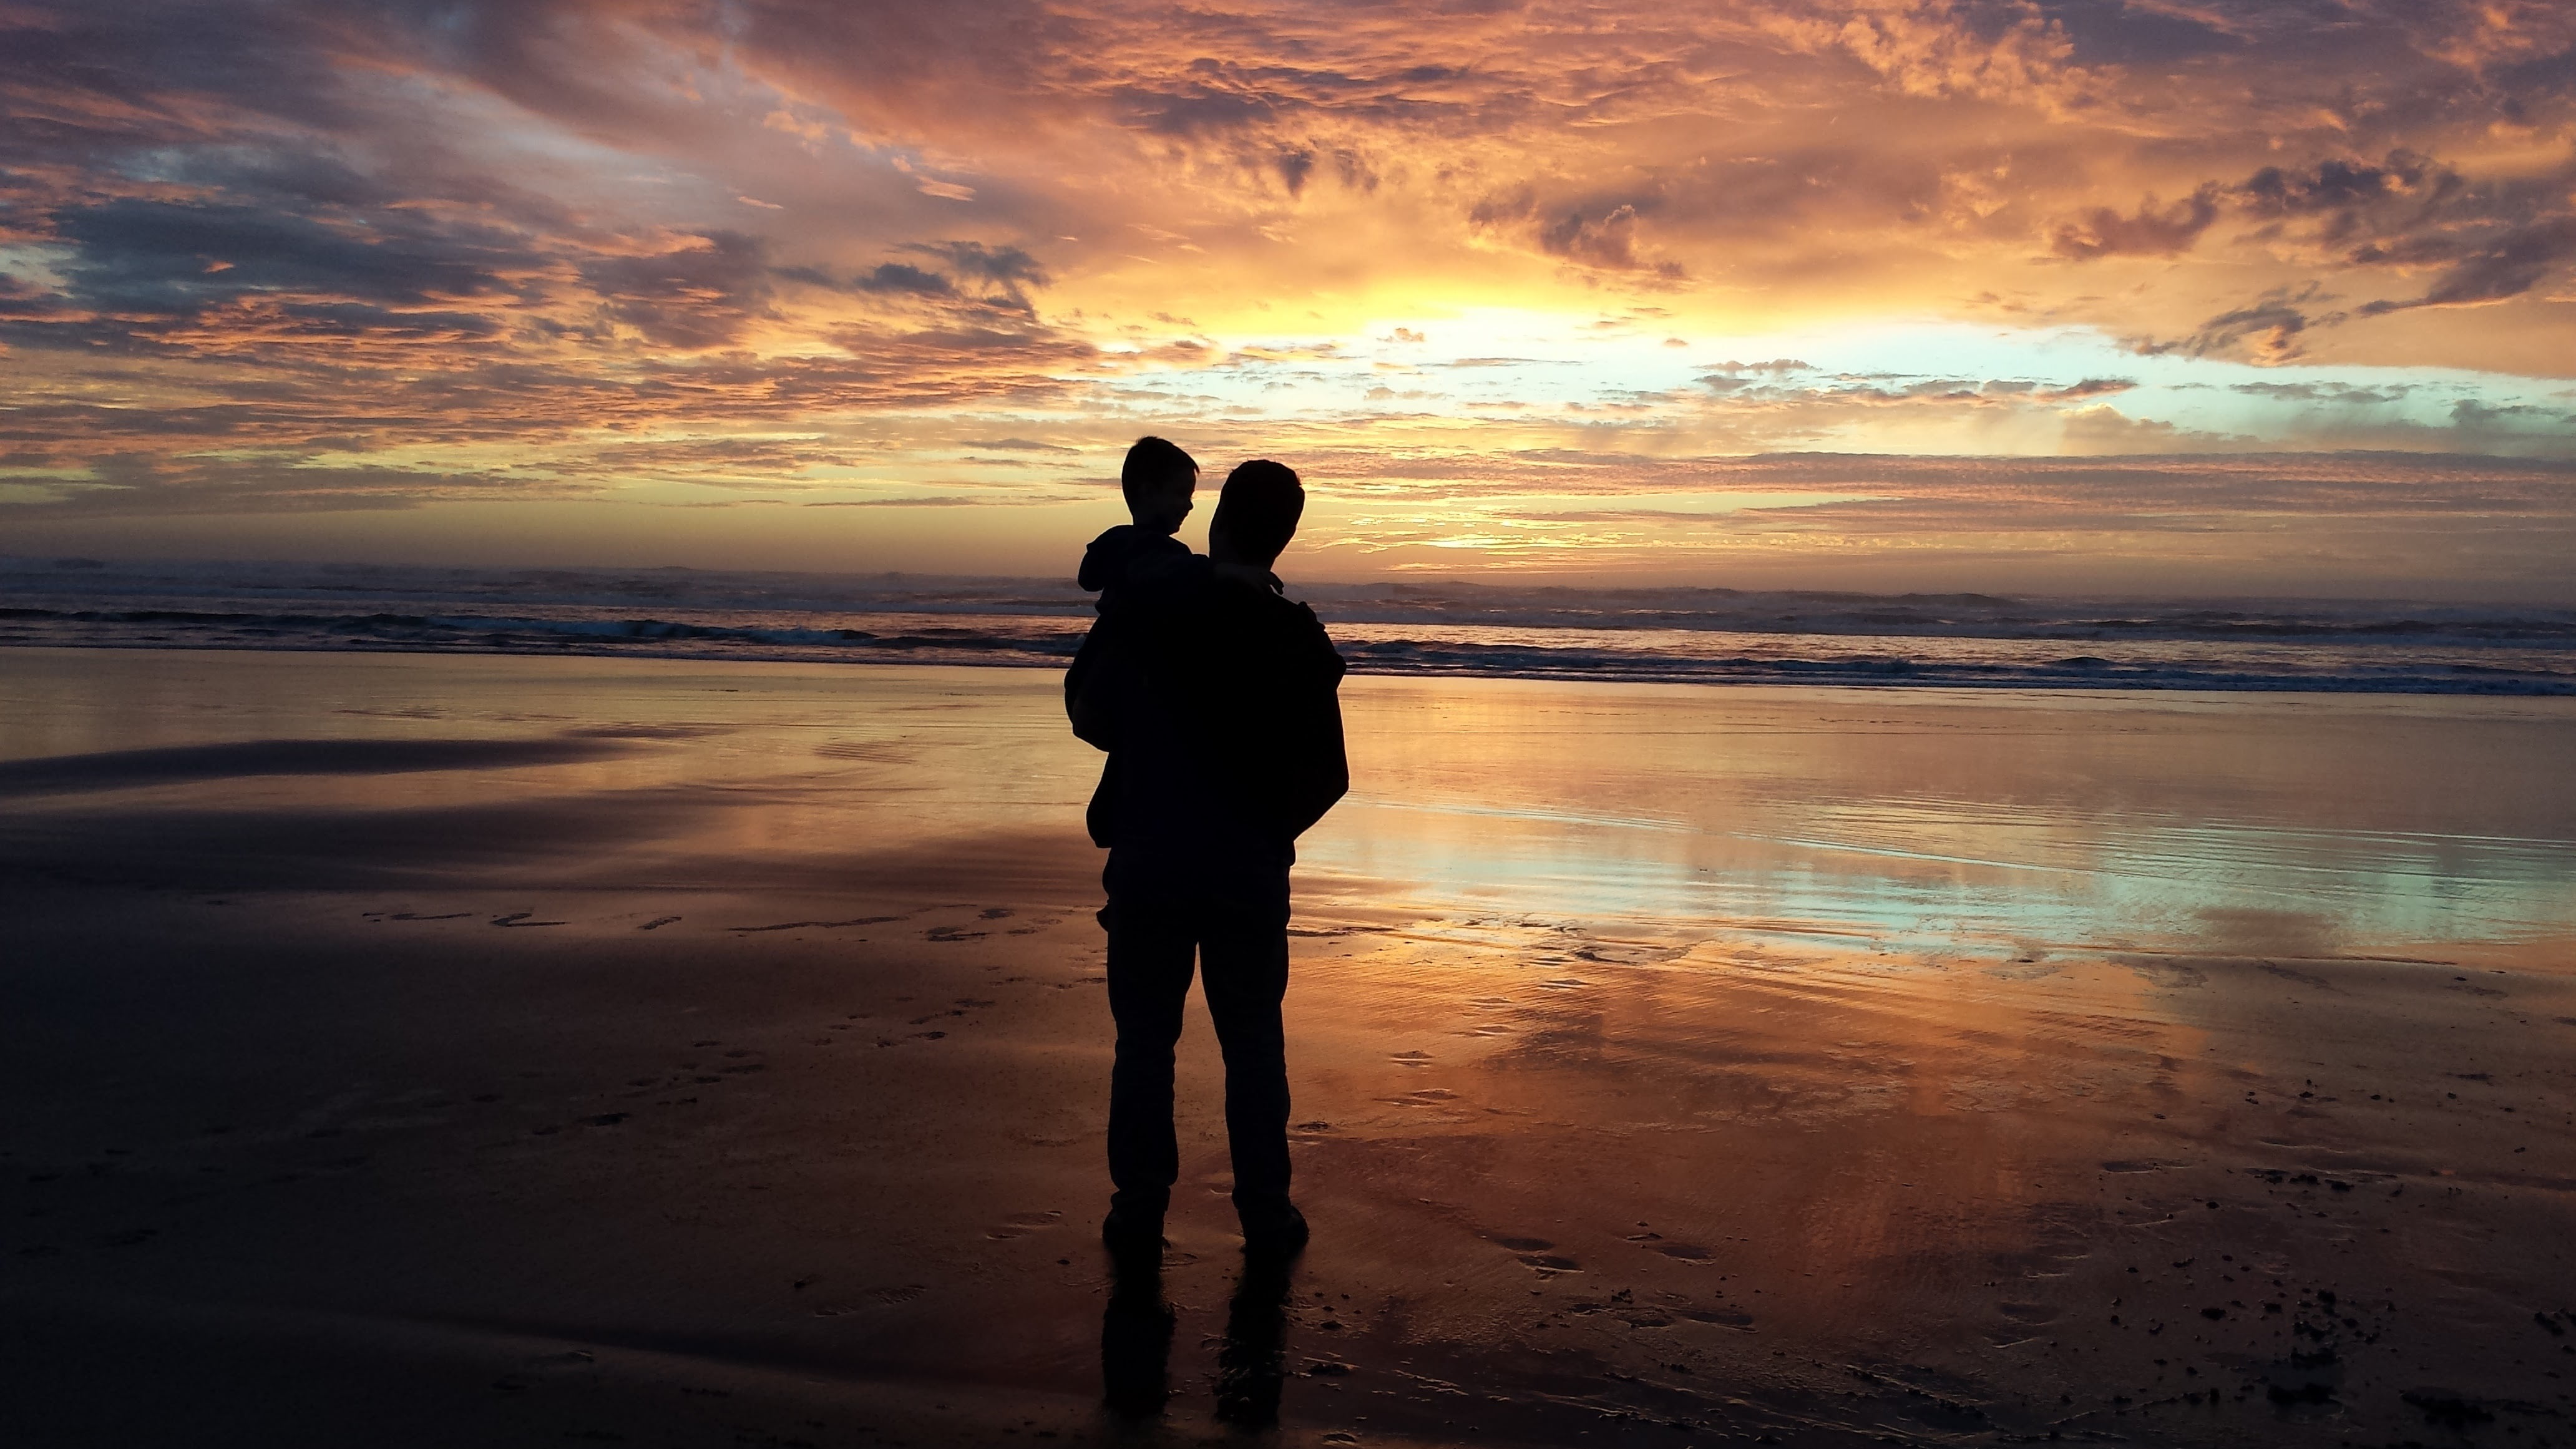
[637,916,681,930]
[925,925,987,942]
[491,912,567,928]
[812,1282,931,1318]
[1681,1307,1754,1329]
[1390,1050,1435,1067]
[1491,1236,1578,1271]
[728,915,901,933]
[987,1209,1064,1239]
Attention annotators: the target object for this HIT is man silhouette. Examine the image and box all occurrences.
[1066,459,1349,1262]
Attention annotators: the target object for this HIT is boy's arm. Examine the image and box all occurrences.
[1065,613,1131,751]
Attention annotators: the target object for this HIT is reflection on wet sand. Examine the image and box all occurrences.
[1312,676,2576,964]
[1103,1248,1295,1428]
[2,648,2572,1447]
[1100,1254,1175,1418]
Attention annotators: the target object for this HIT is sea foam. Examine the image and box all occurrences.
[5,557,2572,695]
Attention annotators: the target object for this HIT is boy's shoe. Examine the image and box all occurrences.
[1101,1202,1166,1262]
[1236,1197,1309,1260]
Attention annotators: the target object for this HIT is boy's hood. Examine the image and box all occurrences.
[1079,524,1192,592]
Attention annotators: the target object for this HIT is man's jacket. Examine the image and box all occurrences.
[1065,562,1349,864]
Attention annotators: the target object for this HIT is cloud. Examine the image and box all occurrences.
[1470,187,1683,276]
[2358,217,2576,313]
[2051,186,2222,258]
[2225,148,2576,315]
[2132,287,2338,364]
[3,0,2576,590]
[2238,151,2452,225]
[2036,377,2135,401]
[791,243,1052,311]
[907,240,1046,291]
[844,261,954,295]
[2039,0,2248,66]
[580,231,774,348]
[52,198,536,315]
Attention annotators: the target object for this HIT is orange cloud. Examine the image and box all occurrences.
[1,0,2573,591]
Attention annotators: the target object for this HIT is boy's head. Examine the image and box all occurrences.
[1121,436,1198,535]
[1208,459,1304,570]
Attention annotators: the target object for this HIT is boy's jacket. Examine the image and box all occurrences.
[1077,524,1191,598]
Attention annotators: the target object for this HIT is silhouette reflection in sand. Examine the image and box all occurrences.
[1101,1248,1294,1427]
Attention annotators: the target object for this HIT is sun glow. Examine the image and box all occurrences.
[1,1,2572,593]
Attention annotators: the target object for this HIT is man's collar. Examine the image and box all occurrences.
[1212,560,1284,593]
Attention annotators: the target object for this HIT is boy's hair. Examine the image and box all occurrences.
[1121,436,1198,507]
[1212,459,1304,567]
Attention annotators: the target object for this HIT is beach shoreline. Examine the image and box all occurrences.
[10,556,2576,695]
[4,648,2572,1447]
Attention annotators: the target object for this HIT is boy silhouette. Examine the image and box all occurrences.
[1079,436,1198,612]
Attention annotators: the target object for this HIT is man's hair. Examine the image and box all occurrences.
[1213,459,1304,567]
[1121,436,1198,506]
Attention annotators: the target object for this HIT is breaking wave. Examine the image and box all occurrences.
[6,557,2573,695]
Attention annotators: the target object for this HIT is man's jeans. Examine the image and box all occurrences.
[1101,848,1293,1216]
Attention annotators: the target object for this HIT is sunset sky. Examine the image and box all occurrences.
[4,1,2575,596]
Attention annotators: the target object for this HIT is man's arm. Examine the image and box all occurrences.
[1277,608,1350,841]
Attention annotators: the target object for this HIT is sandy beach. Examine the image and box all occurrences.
[4,646,2572,1447]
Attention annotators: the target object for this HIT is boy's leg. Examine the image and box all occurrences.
[1198,871,1294,1210]
[1103,859,1199,1219]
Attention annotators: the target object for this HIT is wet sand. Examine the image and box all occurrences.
[3,647,2572,1447]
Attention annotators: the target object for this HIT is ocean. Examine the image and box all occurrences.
[6,555,2574,695]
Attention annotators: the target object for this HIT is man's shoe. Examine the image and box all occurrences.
[1237,1198,1308,1259]
[1102,1203,1165,1262]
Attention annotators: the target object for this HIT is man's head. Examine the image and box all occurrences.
[1208,459,1304,570]
[1121,436,1198,535]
